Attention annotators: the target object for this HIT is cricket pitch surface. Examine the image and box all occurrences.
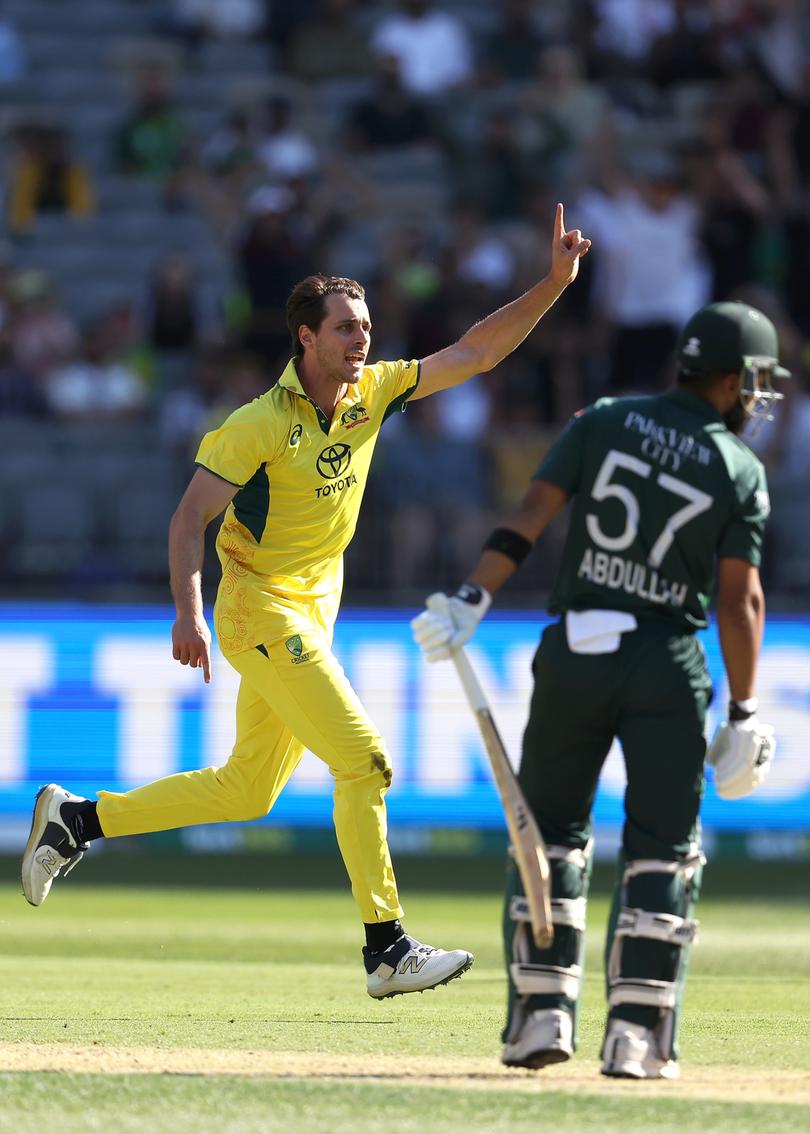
[1,1044,808,1104]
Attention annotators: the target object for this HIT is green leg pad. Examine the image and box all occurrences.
[502,846,592,1047]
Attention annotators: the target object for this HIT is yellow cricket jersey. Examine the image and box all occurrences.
[195,356,420,654]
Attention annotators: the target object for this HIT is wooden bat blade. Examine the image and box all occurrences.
[475,707,553,949]
[427,629,554,949]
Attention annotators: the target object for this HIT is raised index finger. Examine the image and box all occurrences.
[554,202,565,241]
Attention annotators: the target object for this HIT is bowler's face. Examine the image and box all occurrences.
[311,293,372,385]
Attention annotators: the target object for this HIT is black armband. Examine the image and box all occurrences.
[482,527,533,566]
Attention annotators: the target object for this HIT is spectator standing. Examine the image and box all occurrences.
[450,203,517,297]
[583,0,676,79]
[683,97,771,302]
[517,46,612,197]
[200,110,259,180]
[764,60,810,333]
[6,125,95,238]
[191,109,264,238]
[348,54,434,151]
[114,66,187,183]
[237,185,312,367]
[146,251,204,355]
[8,270,78,387]
[577,153,709,391]
[255,96,319,183]
[144,251,216,391]
[371,0,474,99]
[46,323,148,423]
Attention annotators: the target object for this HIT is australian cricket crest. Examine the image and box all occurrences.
[340,404,369,430]
[285,635,311,664]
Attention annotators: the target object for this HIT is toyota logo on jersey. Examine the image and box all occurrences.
[317,444,352,479]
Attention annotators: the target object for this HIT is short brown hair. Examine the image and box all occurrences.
[285,275,365,358]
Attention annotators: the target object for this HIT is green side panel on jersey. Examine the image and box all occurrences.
[233,466,271,543]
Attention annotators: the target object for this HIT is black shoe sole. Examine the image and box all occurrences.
[503,1049,571,1070]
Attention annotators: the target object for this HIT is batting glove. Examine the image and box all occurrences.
[411,584,492,663]
[705,698,775,799]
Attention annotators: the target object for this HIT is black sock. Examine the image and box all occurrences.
[60,800,103,844]
[364,919,403,953]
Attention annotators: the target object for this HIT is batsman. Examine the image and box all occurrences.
[413,301,785,1077]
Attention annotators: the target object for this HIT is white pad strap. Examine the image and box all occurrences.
[509,896,532,923]
[622,851,705,886]
[546,842,593,871]
[510,962,582,999]
[608,978,677,1010]
[551,897,587,931]
[510,894,587,932]
[616,907,699,947]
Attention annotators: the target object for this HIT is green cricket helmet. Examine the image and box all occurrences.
[676,301,789,428]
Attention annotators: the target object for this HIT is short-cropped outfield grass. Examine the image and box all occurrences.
[0,854,808,1133]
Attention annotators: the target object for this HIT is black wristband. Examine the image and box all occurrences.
[482,527,533,566]
[729,698,758,722]
[456,583,484,605]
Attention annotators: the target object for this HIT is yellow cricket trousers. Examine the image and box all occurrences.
[96,632,403,923]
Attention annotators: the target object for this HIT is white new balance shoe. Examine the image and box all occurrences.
[600,1019,680,1079]
[21,784,90,906]
[501,1008,574,1069]
[365,934,474,999]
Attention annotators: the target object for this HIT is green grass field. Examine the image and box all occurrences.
[0,855,808,1133]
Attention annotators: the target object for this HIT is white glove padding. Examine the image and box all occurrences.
[411,584,492,663]
[706,716,775,799]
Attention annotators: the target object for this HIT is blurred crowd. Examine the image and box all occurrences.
[1,0,810,597]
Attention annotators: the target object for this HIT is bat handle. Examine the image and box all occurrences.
[449,647,489,714]
[424,594,489,713]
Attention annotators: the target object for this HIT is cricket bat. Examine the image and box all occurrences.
[424,597,553,948]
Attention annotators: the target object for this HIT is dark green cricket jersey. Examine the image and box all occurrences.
[536,388,769,631]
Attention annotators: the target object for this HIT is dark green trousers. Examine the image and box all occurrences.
[519,618,712,858]
[503,617,711,1049]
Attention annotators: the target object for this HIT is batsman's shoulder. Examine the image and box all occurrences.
[712,425,767,481]
[569,394,648,426]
